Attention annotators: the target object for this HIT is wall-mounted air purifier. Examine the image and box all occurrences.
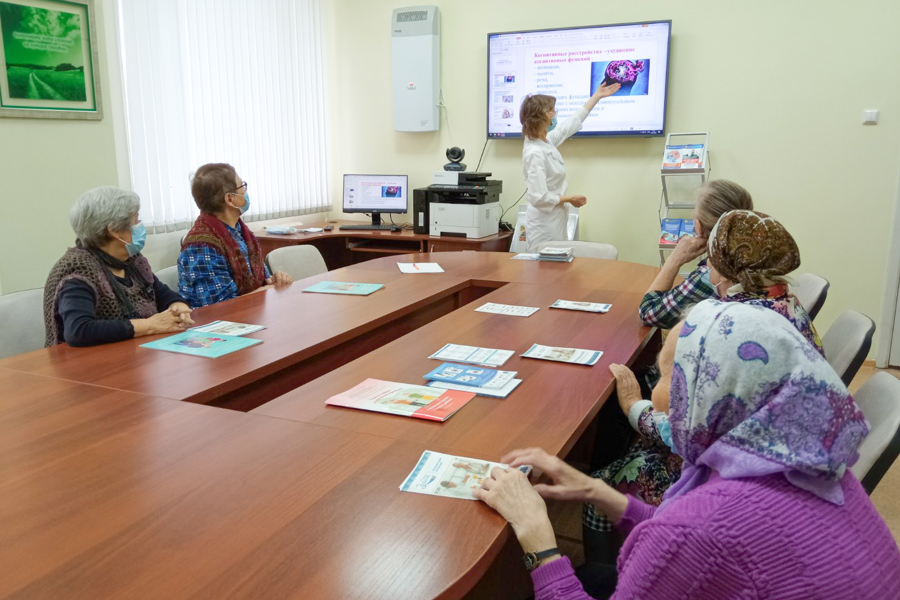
[391,6,440,132]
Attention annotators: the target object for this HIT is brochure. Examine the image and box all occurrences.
[398,262,444,274]
[538,247,574,263]
[661,143,705,170]
[190,320,266,336]
[423,362,517,389]
[511,253,540,261]
[140,331,262,359]
[659,218,682,246]
[428,378,522,399]
[550,300,612,313]
[428,343,515,368]
[400,451,532,500]
[303,281,385,296]
[678,219,696,239]
[324,378,475,422]
[475,302,540,317]
[521,343,603,366]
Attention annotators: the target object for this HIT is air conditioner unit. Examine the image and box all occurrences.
[391,6,440,132]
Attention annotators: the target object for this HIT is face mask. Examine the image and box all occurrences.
[117,221,146,257]
[232,191,250,215]
[651,410,676,453]
[701,268,725,296]
[547,115,558,133]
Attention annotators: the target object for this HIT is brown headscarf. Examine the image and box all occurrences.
[707,210,800,294]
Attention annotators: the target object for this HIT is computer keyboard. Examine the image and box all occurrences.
[339,224,402,232]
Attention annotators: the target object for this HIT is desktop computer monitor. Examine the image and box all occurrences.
[342,174,408,226]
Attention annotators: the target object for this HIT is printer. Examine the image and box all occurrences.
[413,172,502,238]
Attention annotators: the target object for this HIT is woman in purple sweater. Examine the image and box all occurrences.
[474,300,900,599]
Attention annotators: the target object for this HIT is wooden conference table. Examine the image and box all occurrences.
[0,252,660,599]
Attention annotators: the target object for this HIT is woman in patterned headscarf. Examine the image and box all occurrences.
[583,209,822,563]
[474,302,900,600]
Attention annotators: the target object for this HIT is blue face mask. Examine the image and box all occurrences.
[651,410,676,453]
[232,191,250,215]
[547,115,558,133]
[121,221,146,257]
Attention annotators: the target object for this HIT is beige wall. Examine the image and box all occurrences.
[324,0,900,346]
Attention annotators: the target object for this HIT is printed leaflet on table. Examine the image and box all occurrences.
[521,343,603,366]
[400,451,532,500]
[140,331,262,358]
[190,320,266,336]
[325,378,475,422]
[397,262,444,274]
[550,300,612,313]
[475,302,540,317]
[428,378,522,399]
[424,362,517,389]
[428,343,515,368]
[303,281,385,295]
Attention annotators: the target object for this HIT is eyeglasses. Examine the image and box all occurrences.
[232,181,249,193]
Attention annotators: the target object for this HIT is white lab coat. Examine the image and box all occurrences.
[521,106,589,253]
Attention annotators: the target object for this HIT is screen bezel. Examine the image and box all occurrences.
[486,20,672,140]
[342,174,409,214]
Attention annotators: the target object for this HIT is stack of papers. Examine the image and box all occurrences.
[400,451,532,500]
[424,362,522,398]
[474,302,540,317]
[550,300,612,313]
[538,247,574,263]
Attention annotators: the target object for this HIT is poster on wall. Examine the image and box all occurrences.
[0,0,102,119]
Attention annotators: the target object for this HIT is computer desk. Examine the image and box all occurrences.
[256,219,513,269]
[0,252,661,599]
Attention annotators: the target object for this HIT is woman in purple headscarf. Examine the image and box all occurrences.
[474,301,900,600]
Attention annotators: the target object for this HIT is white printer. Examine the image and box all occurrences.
[421,172,502,239]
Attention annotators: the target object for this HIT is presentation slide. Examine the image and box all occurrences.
[487,21,671,138]
[343,175,408,212]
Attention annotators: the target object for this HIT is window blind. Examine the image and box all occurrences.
[117,0,329,231]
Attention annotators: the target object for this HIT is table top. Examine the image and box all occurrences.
[0,252,660,599]
[255,219,512,244]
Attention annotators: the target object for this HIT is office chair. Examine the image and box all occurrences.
[265,245,328,281]
[851,372,900,494]
[154,265,179,291]
[792,272,829,320]
[0,288,46,358]
[822,309,876,387]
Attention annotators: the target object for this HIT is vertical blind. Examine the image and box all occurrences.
[117,0,329,231]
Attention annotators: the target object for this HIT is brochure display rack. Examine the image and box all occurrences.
[658,132,710,266]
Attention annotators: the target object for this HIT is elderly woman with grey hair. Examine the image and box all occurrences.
[43,186,194,347]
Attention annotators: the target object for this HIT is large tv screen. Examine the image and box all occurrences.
[487,21,671,139]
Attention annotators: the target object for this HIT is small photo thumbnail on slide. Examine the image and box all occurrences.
[590,59,650,96]
[505,74,516,83]
[502,95,514,103]
[498,108,514,119]
[382,186,402,198]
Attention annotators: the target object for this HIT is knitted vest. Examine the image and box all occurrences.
[43,247,158,346]
[182,213,266,295]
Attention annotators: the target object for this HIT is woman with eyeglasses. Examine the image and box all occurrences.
[44,186,194,347]
[177,163,292,308]
[518,81,620,253]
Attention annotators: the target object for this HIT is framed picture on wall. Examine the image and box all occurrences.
[0,0,102,119]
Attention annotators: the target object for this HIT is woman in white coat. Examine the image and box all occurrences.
[520,82,620,252]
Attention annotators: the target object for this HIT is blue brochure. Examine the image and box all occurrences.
[423,362,517,390]
[140,331,262,358]
[302,281,385,296]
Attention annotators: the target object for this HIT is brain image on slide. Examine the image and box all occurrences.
[590,59,650,96]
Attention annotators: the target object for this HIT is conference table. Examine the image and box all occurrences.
[0,251,661,599]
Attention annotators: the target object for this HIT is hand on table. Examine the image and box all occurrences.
[610,363,643,415]
[265,271,293,286]
[502,447,597,503]
[167,302,195,327]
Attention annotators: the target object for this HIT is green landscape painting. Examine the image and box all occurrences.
[1,2,88,102]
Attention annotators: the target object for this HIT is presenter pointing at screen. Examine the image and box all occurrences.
[519,82,620,252]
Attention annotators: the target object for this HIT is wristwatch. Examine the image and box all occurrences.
[523,548,560,571]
